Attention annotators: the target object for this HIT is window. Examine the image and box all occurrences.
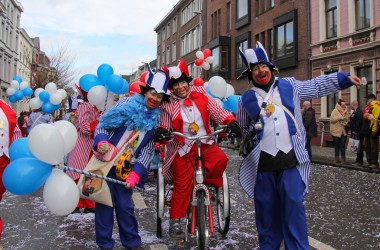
[212,46,229,72]
[325,0,337,38]
[162,28,166,43]
[173,17,177,33]
[268,29,273,61]
[237,0,248,19]
[181,0,203,26]
[355,0,370,30]
[181,26,200,56]
[166,46,170,65]
[157,32,161,46]
[227,2,231,32]
[172,42,176,62]
[275,21,294,58]
[236,39,248,68]
[167,23,171,38]
[356,65,373,110]
[324,69,339,116]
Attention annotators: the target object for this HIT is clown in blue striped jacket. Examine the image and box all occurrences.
[237,42,362,250]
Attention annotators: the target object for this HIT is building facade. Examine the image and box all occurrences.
[17,27,32,84]
[310,0,380,145]
[0,0,23,102]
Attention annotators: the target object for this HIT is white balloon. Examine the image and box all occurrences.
[11,80,20,90]
[28,124,66,165]
[52,120,78,154]
[6,87,16,96]
[45,82,57,94]
[88,85,107,106]
[34,88,44,97]
[56,89,67,100]
[214,98,224,107]
[204,81,209,88]
[196,50,204,59]
[202,61,210,70]
[29,97,43,109]
[224,84,235,98]
[208,76,227,98]
[105,92,115,112]
[43,168,79,216]
[19,81,29,90]
[205,56,215,64]
[49,93,62,105]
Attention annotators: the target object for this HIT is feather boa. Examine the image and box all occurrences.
[98,94,160,131]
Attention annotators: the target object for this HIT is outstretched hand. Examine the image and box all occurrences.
[125,171,140,189]
[349,75,362,89]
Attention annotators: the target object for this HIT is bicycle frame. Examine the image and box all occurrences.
[171,128,225,243]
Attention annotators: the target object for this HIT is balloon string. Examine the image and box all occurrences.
[103,90,109,111]
[56,165,127,186]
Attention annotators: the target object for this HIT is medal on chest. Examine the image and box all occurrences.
[182,106,199,136]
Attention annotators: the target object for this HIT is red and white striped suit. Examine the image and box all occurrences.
[159,86,235,180]
[67,102,100,180]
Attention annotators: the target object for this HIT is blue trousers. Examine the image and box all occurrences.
[254,167,309,250]
[95,168,141,249]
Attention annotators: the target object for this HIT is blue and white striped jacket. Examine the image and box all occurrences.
[237,72,353,198]
[93,97,156,187]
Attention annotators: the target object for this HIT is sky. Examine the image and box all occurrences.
[19,0,179,83]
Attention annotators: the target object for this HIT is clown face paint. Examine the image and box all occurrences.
[251,63,272,86]
[172,81,189,98]
[145,89,163,109]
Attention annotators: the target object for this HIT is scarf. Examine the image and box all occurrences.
[98,94,160,131]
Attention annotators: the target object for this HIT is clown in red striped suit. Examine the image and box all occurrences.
[0,99,22,241]
[156,60,241,239]
[67,85,101,212]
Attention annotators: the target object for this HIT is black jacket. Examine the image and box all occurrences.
[349,108,363,135]
[302,108,317,138]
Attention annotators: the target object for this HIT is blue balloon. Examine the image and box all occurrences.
[12,75,23,83]
[2,157,52,195]
[9,95,17,103]
[114,79,129,94]
[106,74,124,93]
[23,87,33,97]
[42,102,54,113]
[79,74,102,92]
[39,91,50,102]
[97,64,114,84]
[9,138,36,161]
[223,99,230,111]
[14,89,24,100]
[226,95,241,113]
[52,103,61,111]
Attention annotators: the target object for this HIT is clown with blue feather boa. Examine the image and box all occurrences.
[92,67,170,250]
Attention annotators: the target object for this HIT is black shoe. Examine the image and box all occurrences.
[169,219,185,239]
[83,208,95,213]
[71,208,81,214]
[126,247,144,250]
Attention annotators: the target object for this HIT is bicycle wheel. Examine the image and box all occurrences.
[216,171,230,236]
[156,167,165,238]
[196,190,209,250]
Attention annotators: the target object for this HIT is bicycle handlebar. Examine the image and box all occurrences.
[170,126,226,142]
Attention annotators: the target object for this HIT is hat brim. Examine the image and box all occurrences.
[168,73,193,90]
[139,85,171,103]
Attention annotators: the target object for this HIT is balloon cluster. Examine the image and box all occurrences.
[195,49,215,71]
[205,76,240,113]
[2,121,80,216]
[6,75,33,103]
[29,82,67,113]
[79,64,129,110]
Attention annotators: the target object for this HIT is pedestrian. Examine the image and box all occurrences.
[17,110,29,137]
[66,84,101,213]
[330,99,350,164]
[154,59,241,239]
[301,101,317,159]
[362,93,380,169]
[349,100,364,166]
[93,66,170,250]
[0,99,22,243]
[27,108,53,132]
[236,42,361,250]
